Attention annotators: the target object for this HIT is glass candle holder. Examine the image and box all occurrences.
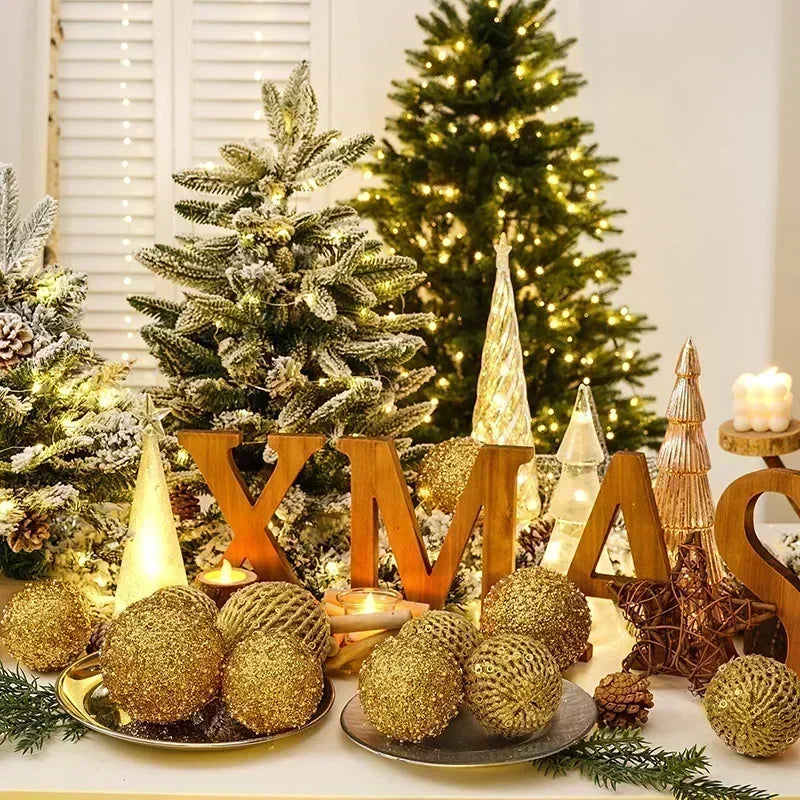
[336,587,403,641]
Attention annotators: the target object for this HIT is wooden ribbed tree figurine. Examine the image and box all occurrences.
[654,338,724,584]
[472,234,540,525]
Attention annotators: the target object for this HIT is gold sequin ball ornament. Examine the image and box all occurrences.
[703,655,800,758]
[480,566,591,670]
[0,580,93,671]
[358,635,463,742]
[399,609,481,668]
[217,581,331,661]
[417,437,481,513]
[465,634,562,737]
[101,592,225,723]
[222,631,323,734]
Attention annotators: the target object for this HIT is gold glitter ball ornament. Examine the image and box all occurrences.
[359,635,463,742]
[0,580,92,671]
[399,609,481,668]
[148,585,219,623]
[417,437,480,513]
[101,593,225,723]
[703,655,800,758]
[217,581,330,661]
[222,631,323,734]
[465,634,562,737]
[480,566,591,670]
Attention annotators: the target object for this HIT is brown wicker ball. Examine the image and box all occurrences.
[465,634,562,737]
[480,566,591,670]
[358,634,463,742]
[399,610,481,668]
[222,631,323,734]
[217,581,330,661]
[0,580,92,671]
[704,655,800,758]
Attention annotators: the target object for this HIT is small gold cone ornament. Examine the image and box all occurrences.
[471,234,540,525]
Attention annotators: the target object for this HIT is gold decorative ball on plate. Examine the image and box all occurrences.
[703,655,800,758]
[480,566,591,670]
[217,581,330,661]
[101,592,225,723]
[222,631,323,734]
[0,580,92,671]
[358,634,462,742]
[399,609,481,668]
[417,437,481,513]
[465,634,562,737]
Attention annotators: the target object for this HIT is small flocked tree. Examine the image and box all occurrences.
[132,63,436,594]
[0,165,139,601]
[354,0,663,451]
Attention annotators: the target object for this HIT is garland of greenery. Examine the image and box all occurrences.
[0,662,86,753]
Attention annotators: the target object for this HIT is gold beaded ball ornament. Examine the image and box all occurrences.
[465,634,562,737]
[480,566,591,670]
[703,655,800,758]
[358,634,463,742]
[101,592,225,723]
[222,631,323,734]
[417,437,481,513]
[0,580,93,672]
[399,609,482,668]
[217,581,331,661]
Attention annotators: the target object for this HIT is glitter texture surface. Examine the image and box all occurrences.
[417,437,481,513]
[480,566,591,670]
[0,580,93,671]
[222,631,323,734]
[358,634,463,742]
[465,634,562,737]
[101,592,225,723]
[703,654,800,758]
[398,610,482,668]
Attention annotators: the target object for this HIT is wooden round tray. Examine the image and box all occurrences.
[718,419,800,457]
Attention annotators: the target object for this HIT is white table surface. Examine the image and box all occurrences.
[1,531,799,800]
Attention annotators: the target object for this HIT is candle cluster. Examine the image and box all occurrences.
[732,368,793,433]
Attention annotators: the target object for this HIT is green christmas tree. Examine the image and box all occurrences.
[0,164,139,603]
[132,63,436,594]
[354,0,663,451]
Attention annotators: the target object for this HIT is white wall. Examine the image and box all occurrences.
[328,0,784,505]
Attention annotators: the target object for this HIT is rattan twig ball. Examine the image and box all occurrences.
[398,609,481,668]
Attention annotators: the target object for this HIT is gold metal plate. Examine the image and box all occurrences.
[56,652,335,750]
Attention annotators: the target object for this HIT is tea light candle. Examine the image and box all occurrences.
[195,558,257,608]
[732,368,794,433]
[336,587,403,642]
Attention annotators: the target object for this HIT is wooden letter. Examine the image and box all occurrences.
[568,452,671,598]
[178,431,324,581]
[338,437,533,608]
[716,468,800,672]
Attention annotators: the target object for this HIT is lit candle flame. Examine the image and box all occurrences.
[219,559,234,584]
[362,591,377,614]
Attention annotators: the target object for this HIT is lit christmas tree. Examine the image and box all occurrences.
[354,0,663,450]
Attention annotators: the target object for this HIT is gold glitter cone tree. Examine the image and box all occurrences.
[472,234,540,524]
[654,338,724,584]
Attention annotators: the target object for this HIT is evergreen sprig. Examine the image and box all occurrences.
[0,662,87,754]
[537,728,774,800]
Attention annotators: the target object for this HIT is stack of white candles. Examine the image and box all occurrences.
[732,367,793,433]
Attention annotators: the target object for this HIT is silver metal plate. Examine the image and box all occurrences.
[340,679,597,767]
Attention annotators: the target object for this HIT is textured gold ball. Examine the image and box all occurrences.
[151,585,219,622]
[217,581,330,661]
[417,437,481,512]
[399,610,481,668]
[222,631,323,734]
[704,655,800,758]
[0,580,93,671]
[101,593,225,722]
[359,635,463,742]
[480,566,591,670]
[465,634,562,737]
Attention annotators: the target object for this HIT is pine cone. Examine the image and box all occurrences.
[519,514,554,558]
[6,512,50,553]
[273,246,294,272]
[170,487,201,521]
[87,620,110,654]
[594,671,653,728]
[0,312,33,369]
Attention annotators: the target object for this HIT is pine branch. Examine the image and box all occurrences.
[0,662,87,754]
[537,729,774,800]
